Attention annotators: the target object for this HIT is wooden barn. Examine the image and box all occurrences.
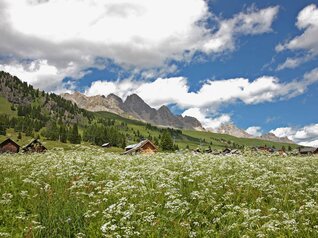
[23,139,47,153]
[124,140,157,155]
[0,138,20,153]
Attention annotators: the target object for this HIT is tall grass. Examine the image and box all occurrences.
[0,148,317,237]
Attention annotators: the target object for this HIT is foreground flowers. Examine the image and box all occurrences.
[0,148,317,237]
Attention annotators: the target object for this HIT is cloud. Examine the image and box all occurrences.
[0,0,279,91]
[276,55,313,71]
[85,67,318,110]
[277,4,318,69]
[246,126,262,137]
[270,124,318,147]
[181,108,231,130]
[202,6,279,53]
[0,60,83,92]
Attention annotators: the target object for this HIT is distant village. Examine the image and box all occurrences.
[1,137,318,156]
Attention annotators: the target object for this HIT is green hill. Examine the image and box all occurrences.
[95,111,297,151]
[0,71,297,152]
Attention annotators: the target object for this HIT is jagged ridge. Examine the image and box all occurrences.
[61,92,205,131]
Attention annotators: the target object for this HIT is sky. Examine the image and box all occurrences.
[0,0,318,146]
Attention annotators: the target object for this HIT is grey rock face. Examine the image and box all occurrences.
[61,92,205,130]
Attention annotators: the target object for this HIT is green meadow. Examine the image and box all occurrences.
[0,149,317,237]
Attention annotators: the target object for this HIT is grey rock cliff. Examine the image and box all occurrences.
[61,92,205,130]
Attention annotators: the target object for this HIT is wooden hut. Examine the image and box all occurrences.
[124,140,157,155]
[0,138,20,153]
[23,139,47,153]
[222,148,232,154]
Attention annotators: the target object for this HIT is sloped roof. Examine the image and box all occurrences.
[23,139,47,150]
[0,138,20,148]
[124,140,156,154]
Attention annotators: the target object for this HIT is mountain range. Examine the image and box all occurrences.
[61,92,294,144]
[61,92,204,131]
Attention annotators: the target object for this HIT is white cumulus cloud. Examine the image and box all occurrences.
[0,0,279,91]
[246,126,262,137]
[270,124,318,147]
[0,60,83,92]
[277,4,318,70]
[85,67,318,110]
[181,108,231,130]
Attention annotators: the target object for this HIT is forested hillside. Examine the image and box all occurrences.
[0,71,93,144]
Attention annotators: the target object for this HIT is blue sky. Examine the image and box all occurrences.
[0,0,317,146]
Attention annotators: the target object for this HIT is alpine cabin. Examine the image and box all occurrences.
[0,138,20,153]
[124,140,157,155]
[23,139,47,153]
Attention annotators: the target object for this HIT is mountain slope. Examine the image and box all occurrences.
[61,92,205,130]
[215,123,295,144]
[217,123,253,138]
[259,133,294,144]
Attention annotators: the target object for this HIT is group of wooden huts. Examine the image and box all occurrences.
[252,146,318,156]
[0,138,47,154]
[193,147,241,155]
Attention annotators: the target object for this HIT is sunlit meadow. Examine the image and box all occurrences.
[0,147,318,237]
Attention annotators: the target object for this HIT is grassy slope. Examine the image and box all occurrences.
[183,130,298,150]
[96,111,298,150]
[0,96,298,151]
[0,96,16,117]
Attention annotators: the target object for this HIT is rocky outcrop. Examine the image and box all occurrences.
[259,133,294,144]
[61,92,205,130]
[216,123,295,144]
[217,123,253,138]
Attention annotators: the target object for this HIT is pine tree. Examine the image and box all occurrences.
[0,124,6,136]
[160,131,174,151]
[59,125,67,143]
[69,123,81,144]
[154,137,159,146]
[46,121,59,140]
[121,137,126,149]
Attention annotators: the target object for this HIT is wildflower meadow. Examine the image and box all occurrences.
[0,148,318,237]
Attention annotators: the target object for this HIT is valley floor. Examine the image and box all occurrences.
[0,149,317,237]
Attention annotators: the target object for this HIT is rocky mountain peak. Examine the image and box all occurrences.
[217,123,253,138]
[124,93,144,104]
[61,92,204,130]
[123,94,154,118]
[107,93,123,103]
[259,133,294,144]
[158,105,173,115]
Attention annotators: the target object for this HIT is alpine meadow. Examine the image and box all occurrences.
[1,149,318,237]
[1,0,318,237]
